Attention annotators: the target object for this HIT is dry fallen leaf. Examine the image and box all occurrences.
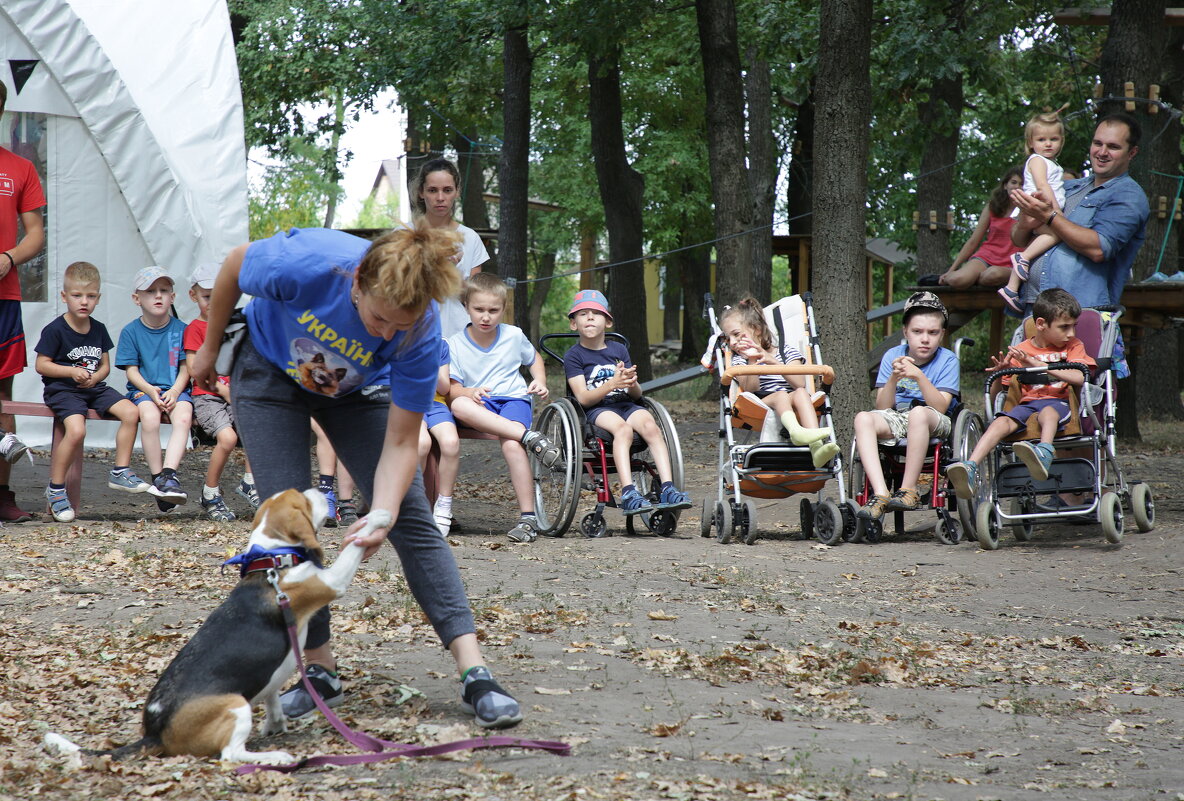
[647,610,679,621]
[535,687,572,696]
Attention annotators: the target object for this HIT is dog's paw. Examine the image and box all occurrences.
[254,749,296,766]
[261,717,287,737]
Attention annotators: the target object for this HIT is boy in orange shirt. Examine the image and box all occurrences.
[947,288,1095,497]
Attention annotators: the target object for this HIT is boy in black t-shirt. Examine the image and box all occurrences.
[562,289,690,512]
[35,262,149,522]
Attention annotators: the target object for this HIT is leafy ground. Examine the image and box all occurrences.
[2,402,1182,801]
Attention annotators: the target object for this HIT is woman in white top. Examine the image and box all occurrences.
[411,158,491,338]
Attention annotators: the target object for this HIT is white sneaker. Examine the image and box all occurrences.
[0,432,29,464]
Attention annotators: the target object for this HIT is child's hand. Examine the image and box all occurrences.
[986,351,1010,371]
[1007,345,1042,368]
[70,366,92,386]
[527,379,549,399]
[158,387,177,411]
[617,362,638,386]
[892,355,920,380]
[464,385,491,402]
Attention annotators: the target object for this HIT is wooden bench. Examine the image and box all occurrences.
[423,428,500,504]
[0,400,170,513]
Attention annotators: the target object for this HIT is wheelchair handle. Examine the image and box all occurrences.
[538,331,630,364]
[981,362,1092,393]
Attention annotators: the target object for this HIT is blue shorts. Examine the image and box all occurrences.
[481,396,532,428]
[423,400,454,430]
[586,400,646,426]
[44,384,127,420]
[0,299,26,380]
[1001,398,1070,428]
[127,388,194,407]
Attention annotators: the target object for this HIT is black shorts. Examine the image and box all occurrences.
[44,384,127,420]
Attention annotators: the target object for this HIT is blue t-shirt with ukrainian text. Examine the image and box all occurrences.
[875,344,960,413]
[240,228,437,412]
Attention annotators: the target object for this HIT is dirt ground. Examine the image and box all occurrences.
[1,400,1182,801]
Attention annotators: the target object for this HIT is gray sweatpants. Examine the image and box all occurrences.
[231,335,475,650]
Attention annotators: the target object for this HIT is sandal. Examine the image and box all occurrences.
[997,286,1023,314]
[520,430,562,469]
[1009,252,1031,281]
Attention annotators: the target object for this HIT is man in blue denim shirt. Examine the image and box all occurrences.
[1010,112,1149,310]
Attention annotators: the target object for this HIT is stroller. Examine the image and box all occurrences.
[971,306,1155,548]
[700,293,854,545]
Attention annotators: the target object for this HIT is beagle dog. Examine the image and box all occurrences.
[46,488,392,765]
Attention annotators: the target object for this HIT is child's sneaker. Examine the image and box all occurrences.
[280,664,344,720]
[236,478,261,509]
[0,431,29,464]
[886,487,922,512]
[337,497,359,527]
[945,460,979,500]
[320,488,338,527]
[45,486,74,523]
[1013,441,1054,482]
[657,484,692,509]
[1009,251,1031,281]
[507,515,538,542]
[520,429,562,469]
[620,486,653,513]
[997,286,1023,314]
[155,497,177,514]
[858,493,891,521]
[148,473,188,505]
[460,665,522,729]
[200,493,236,522]
[108,469,151,493]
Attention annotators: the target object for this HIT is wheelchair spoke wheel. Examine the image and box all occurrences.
[951,412,985,540]
[741,499,759,545]
[532,399,580,537]
[1100,492,1124,544]
[715,501,734,544]
[641,398,686,523]
[975,502,1001,550]
[814,499,843,546]
[1131,483,1155,532]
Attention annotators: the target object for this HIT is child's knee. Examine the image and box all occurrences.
[216,427,238,449]
[438,433,460,459]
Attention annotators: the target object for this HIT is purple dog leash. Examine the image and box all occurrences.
[236,581,570,775]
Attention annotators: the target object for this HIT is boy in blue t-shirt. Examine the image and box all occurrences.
[562,289,690,512]
[853,291,960,522]
[447,273,559,543]
[115,266,194,512]
[35,262,150,522]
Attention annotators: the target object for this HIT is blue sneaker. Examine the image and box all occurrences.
[108,469,151,493]
[1013,441,1054,482]
[45,485,75,523]
[657,484,692,509]
[236,478,261,509]
[148,473,187,505]
[620,486,653,513]
[200,493,236,522]
[946,460,979,500]
[321,488,338,527]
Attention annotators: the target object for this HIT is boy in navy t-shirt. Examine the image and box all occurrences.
[35,262,150,522]
[562,289,690,512]
[115,266,194,512]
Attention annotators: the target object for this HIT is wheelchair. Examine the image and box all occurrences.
[530,333,686,538]
[970,307,1154,549]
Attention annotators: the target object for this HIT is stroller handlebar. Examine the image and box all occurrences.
[721,363,835,387]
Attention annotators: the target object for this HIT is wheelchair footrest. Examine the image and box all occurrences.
[996,457,1095,498]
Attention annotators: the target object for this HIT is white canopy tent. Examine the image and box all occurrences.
[0,0,248,446]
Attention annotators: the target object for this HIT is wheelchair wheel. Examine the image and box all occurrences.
[935,516,961,546]
[814,499,843,546]
[1130,483,1155,532]
[715,501,734,544]
[798,498,815,540]
[1010,499,1034,541]
[532,399,581,537]
[975,502,1001,550]
[700,496,714,537]
[741,499,759,545]
[649,509,678,537]
[951,411,985,540]
[1100,492,1124,544]
[639,398,685,521]
[580,511,608,539]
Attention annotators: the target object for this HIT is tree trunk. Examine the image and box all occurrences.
[787,86,814,237]
[813,0,872,449]
[498,18,531,326]
[322,88,345,229]
[527,251,555,346]
[588,49,651,382]
[1098,0,1175,435]
[913,71,964,276]
[678,237,713,362]
[662,259,682,343]
[695,0,751,305]
[453,134,495,272]
[746,48,775,305]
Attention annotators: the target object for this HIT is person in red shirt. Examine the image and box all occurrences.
[0,82,47,521]
[947,288,1096,499]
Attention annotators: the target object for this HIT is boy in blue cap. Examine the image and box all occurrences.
[563,289,690,512]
